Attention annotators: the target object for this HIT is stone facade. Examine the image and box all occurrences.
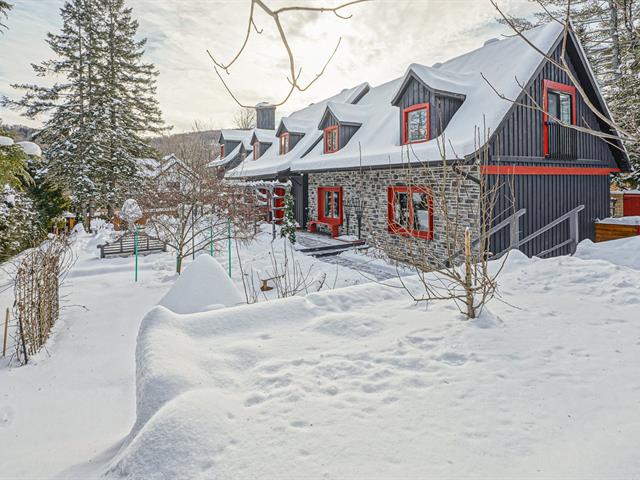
[307,165,481,265]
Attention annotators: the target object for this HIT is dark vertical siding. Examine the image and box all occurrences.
[489,173,609,257]
[490,42,616,165]
[289,133,304,150]
[290,173,308,227]
[256,106,275,130]
[339,124,360,149]
[223,140,240,157]
[396,76,464,143]
[319,111,360,150]
[256,141,272,159]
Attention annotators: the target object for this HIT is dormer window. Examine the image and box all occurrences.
[253,142,260,160]
[279,133,289,155]
[402,103,430,144]
[220,144,225,158]
[324,125,339,154]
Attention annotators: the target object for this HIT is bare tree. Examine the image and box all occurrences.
[141,159,258,274]
[154,122,219,167]
[233,107,256,130]
[207,0,368,107]
[371,132,513,320]
[0,1,12,32]
[489,0,638,156]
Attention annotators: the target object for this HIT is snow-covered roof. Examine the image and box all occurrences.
[291,21,565,172]
[227,83,370,179]
[251,128,277,145]
[320,102,371,127]
[219,129,253,150]
[208,143,242,168]
[136,157,161,177]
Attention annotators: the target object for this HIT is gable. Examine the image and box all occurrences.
[489,30,629,170]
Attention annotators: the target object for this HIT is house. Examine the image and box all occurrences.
[208,102,278,178]
[226,21,630,264]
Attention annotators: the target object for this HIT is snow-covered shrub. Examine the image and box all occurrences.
[120,198,143,231]
[0,185,41,261]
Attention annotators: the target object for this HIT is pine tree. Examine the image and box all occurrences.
[4,0,102,213]
[94,0,166,207]
[2,0,165,216]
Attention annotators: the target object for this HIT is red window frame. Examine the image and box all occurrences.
[324,125,339,154]
[279,133,289,155]
[220,144,225,158]
[317,186,343,225]
[253,141,260,160]
[543,80,577,157]
[402,103,430,145]
[387,186,433,240]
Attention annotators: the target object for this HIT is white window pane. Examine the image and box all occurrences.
[412,192,429,232]
[559,93,572,124]
[407,108,427,142]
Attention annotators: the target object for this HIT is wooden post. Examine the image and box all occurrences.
[2,308,8,357]
[509,215,520,250]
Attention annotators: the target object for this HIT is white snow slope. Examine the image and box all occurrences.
[0,225,370,480]
[104,237,640,479]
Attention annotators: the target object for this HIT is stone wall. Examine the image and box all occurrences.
[307,165,481,265]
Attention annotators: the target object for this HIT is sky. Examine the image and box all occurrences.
[0,0,541,133]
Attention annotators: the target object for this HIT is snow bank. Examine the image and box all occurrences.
[597,216,640,225]
[158,254,243,314]
[110,241,640,478]
[575,236,640,270]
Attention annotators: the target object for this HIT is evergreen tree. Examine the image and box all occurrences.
[280,190,297,244]
[2,0,165,215]
[4,0,102,212]
[94,0,165,207]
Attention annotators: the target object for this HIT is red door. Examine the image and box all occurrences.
[623,194,640,216]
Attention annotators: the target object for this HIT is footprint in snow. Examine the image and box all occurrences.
[436,352,468,366]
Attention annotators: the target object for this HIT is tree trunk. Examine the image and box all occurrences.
[464,227,475,319]
[609,0,622,81]
[176,253,183,274]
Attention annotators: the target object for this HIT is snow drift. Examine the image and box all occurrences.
[158,254,243,314]
[111,239,640,478]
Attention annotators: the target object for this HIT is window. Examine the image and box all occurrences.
[220,144,225,158]
[543,80,576,156]
[253,142,260,160]
[387,186,432,239]
[402,103,430,144]
[318,186,342,225]
[324,125,339,154]
[279,133,289,155]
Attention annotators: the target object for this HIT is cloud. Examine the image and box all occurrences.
[0,0,541,132]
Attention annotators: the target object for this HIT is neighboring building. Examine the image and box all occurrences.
[208,103,278,177]
[225,22,630,264]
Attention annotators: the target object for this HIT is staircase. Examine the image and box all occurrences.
[491,205,585,259]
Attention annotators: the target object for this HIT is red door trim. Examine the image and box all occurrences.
[481,165,620,176]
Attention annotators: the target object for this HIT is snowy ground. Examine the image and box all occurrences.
[1,227,640,479]
[0,225,369,479]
